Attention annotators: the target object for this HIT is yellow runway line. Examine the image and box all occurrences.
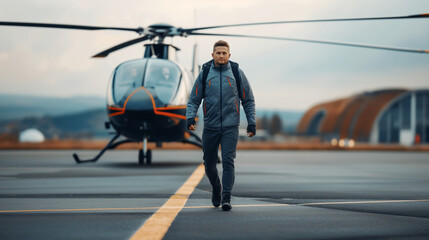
[130,163,206,240]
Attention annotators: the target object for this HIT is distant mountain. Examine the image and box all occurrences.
[0,94,304,140]
[0,94,105,120]
[0,108,303,140]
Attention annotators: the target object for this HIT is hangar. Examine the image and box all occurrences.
[297,89,429,146]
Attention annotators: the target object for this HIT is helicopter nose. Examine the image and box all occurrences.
[124,87,158,112]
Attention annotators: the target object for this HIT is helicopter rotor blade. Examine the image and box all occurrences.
[92,35,151,58]
[189,32,429,54]
[0,21,143,34]
[183,13,429,32]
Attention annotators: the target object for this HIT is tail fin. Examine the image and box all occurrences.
[191,43,200,78]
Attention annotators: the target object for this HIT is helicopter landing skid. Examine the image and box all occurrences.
[73,133,135,163]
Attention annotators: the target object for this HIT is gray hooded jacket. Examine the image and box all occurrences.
[186,61,256,130]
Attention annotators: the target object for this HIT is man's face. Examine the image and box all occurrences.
[212,46,231,66]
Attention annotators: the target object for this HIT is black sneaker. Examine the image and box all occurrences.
[221,194,231,211]
[212,187,221,208]
[222,202,232,211]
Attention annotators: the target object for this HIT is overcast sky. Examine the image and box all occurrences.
[1,0,428,111]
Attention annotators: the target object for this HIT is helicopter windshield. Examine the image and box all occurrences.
[144,59,181,103]
[112,59,146,103]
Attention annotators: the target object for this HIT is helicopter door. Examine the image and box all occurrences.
[143,59,181,104]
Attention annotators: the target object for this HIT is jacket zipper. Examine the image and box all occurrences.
[220,67,223,131]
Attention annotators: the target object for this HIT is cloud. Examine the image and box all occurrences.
[254,64,429,110]
[0,0,428,110]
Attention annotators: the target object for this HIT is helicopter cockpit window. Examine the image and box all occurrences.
[144,59,181,103]
[113,60,146,103]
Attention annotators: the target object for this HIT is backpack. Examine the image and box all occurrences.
[201,60,242,99]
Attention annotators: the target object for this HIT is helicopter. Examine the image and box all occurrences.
[1,13,428,165]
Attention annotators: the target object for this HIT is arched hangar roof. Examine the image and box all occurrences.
[297,89,407,141]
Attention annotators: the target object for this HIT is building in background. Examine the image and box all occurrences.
[19,128,45,143]
[297,89,429,146]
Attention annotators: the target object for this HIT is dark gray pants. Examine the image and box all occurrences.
[202,127,239,198]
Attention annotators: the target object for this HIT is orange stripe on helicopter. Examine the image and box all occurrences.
[108,87,187,120]
[108,111,125,117]
[156,105,187,110]
[108,87,143,117]
[141,87,187,120]
[155,111,187,119]
[107,106,123,111]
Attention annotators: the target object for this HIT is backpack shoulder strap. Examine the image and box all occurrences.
[229,60,242,100]
[201,60,212,98]
[201,60,243,99]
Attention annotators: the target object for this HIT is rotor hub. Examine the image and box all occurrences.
[145,23,184,42]
[148,23,174,34]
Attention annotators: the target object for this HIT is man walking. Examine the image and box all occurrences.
[186,40,256,211]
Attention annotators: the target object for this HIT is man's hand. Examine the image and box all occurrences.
[247,125,256,138]
[187,118,197,131]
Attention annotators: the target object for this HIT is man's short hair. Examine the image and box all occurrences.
[213,40,230,52]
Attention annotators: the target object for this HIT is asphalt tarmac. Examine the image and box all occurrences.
[0,150,428,240]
